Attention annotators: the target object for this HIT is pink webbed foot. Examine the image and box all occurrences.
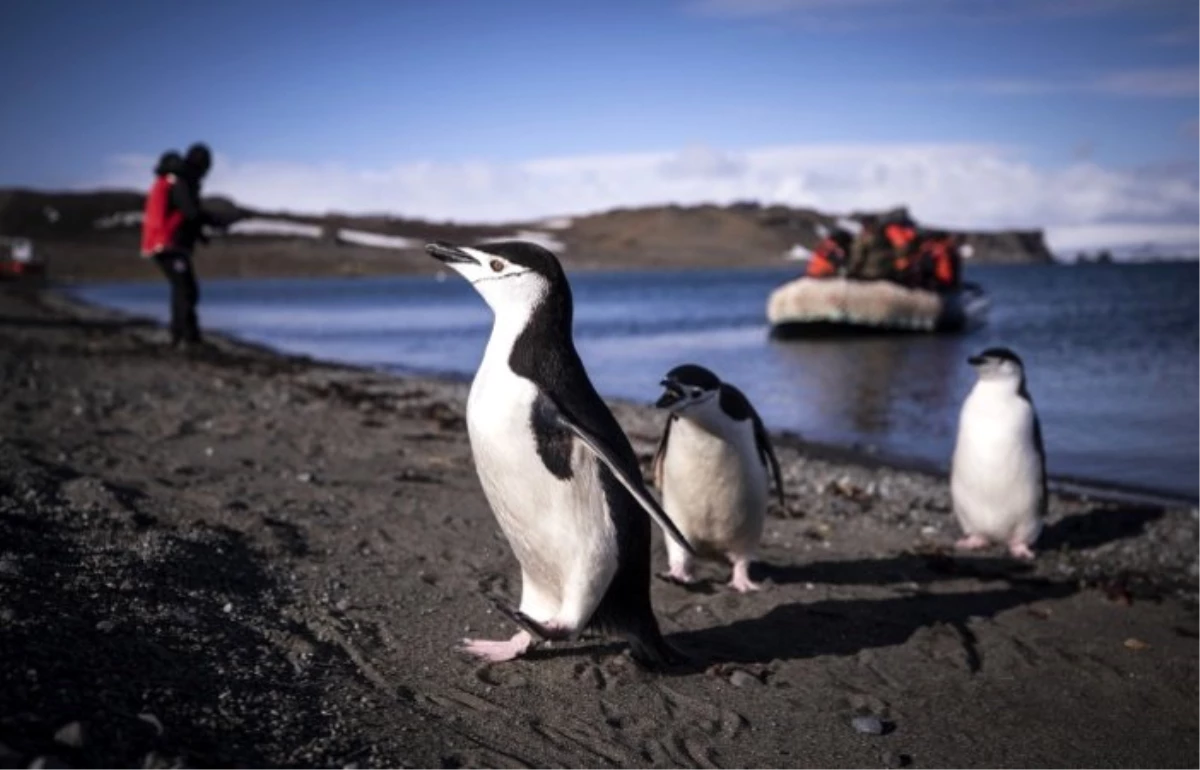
[658,562,698,586]
[1008,542,1036,560]
[459,631,533,663]
[955,534,991,551]
[728,558,762,593]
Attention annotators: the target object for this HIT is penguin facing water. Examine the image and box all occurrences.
[425,240,694,667]
[652,364,784,592]
[951,347,1047,560]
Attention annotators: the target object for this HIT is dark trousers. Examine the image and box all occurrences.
[153,250,201,344]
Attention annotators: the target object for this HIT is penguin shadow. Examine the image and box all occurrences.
[1038,504,1165,552]
[665,577,1076,669]
[514,553,1056,673]
[653,572,722,595]
[753,551,1035,588]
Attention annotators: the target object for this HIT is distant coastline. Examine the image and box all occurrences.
[2,187,1190,283]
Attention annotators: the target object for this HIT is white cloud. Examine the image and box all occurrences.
[685,0,1175,25]
[91,142,1198,255]
[1047,223,1200,255]
[913,67,1198,98]
[688,0,903,17]
[1093,67,1199,97]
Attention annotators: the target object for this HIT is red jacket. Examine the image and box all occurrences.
[140,175,184,257]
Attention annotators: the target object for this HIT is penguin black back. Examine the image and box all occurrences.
[495,242,681,666]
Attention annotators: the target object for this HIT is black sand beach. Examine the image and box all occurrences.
[1,285,1196,768]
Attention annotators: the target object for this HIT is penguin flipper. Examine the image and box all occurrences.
[753,415,786,508]
[748,405,787,506]
[537,394,697,556]
[652,414,675,491]
[1032,412,1048,519]
[721,383,786,508]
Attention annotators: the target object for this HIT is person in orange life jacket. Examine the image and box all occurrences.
[140,143,214,347]
[883,214,919,285]
[805,228,853,278]
[916,232,962,291]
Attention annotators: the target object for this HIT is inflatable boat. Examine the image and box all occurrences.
[766,277,989,338]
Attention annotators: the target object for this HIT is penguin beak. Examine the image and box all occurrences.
[425,241,479,266]
[967,355,986,366]
[655,380,684,409]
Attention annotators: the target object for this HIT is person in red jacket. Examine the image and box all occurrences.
[140,143,215,347]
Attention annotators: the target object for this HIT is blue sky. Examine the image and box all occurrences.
[1,0,1197,251]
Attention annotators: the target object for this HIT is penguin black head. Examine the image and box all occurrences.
[426,240,568,316]
[656,364,722,412]
[968,346,1025,381]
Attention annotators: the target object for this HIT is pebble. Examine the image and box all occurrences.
[729,670,762,688]
[53,721,85,749]
[335,598,350,612]
[852,715,885,735]
[137,713,165,736]
[140,751,178,769]
[222,602,233,614]
[95,620,115,633]
[297,472,314,483]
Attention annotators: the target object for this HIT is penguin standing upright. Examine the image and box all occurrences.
[652,364,784,592]
[951,347,1047,560]
[425,240,694,667]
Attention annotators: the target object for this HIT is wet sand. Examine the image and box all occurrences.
[1,285,1196,768]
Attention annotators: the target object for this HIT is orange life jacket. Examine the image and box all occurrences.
[884,224,919,278]
[884,223,917,253]
[805,238,844,278]
[923,237,958,288]
[140,175,184,257]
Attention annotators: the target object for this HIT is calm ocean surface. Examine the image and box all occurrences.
[69,262,1199,499]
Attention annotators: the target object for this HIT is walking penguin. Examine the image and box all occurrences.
[950,347,1047,559]
[652,364,784,591]
[425,240,694,667]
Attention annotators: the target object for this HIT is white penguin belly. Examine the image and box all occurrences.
[466,366,618,618]
[951,392,1041,543]
[661,419,767,557]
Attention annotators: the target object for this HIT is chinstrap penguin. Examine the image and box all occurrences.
[652,364,785,592]
[950,346,1046,560]
[425,240,694,667]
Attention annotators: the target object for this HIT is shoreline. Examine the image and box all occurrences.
[47,285,1200,509]
[1,282,1196,767]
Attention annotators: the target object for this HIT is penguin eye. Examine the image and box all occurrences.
[690,388,703,397]
[489,259,505,273]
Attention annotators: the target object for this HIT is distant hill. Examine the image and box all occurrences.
[0,188,1055,282]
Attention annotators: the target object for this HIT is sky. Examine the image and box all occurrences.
[1,0,1197,254]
